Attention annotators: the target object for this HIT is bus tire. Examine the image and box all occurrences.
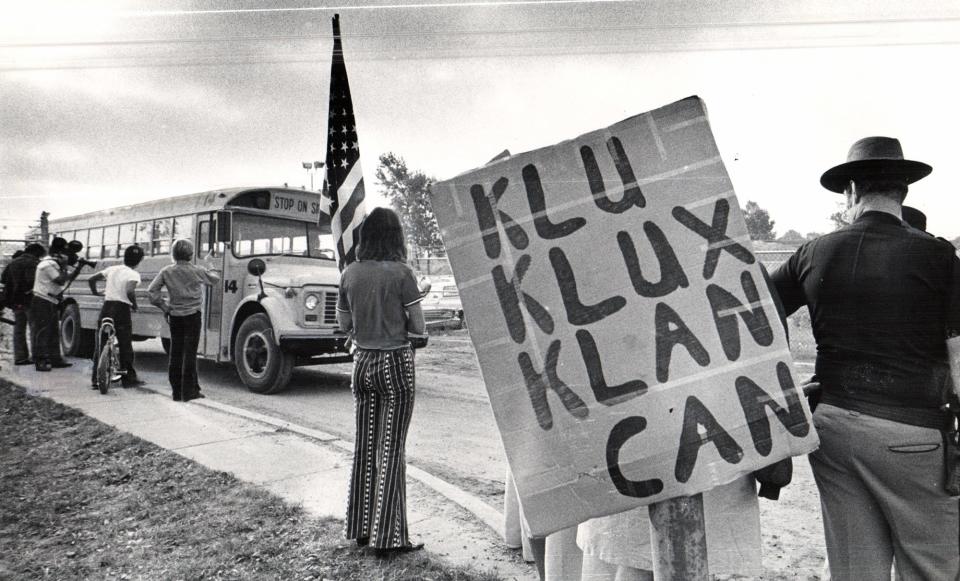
[234,313,293,394]
[160,337,171,355]
[61,303,94,358]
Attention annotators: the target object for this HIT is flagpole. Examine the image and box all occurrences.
[321,13,366,271]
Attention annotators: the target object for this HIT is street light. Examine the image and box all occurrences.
[301,161,325,191]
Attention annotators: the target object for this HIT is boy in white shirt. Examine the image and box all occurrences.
[88,245,145,388]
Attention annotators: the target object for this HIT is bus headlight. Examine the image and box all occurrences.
[304,293,320,310]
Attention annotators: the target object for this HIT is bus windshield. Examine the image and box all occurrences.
[232,213,335,259]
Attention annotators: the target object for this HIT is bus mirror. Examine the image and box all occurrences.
[247,259,266,277]
[248,259,267,301]
[216,211,232,242]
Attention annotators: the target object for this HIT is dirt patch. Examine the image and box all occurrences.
[416,328,829,580]
[0,380,501,581]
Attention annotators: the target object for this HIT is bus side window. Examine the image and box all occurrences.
[136,222,153,255]
[153,218,173,255]
[102,225,119,258]
[174,215,194,244]
[87,228,103,260]
[74,230,88,257]
[119,223,136,253]
[198,219,211,257]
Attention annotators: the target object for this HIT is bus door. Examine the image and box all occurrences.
[216,211,248,365]
[197,215,225,361]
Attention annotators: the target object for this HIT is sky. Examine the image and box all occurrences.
[2,0,959,241]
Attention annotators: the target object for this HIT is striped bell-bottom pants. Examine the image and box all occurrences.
[345,346,416,549]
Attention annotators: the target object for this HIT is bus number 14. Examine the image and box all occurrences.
[225,280,239,293]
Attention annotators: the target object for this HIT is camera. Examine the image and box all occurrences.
[51,237,96,269]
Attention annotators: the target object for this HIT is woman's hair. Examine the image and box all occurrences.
[171,239,195,262]
[357,207,407,262]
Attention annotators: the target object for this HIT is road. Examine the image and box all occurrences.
[55,325,827,578]
[125,330,509,503]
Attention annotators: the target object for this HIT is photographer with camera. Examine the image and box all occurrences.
[29,238,87,372]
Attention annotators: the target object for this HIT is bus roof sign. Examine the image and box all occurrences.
[227,189,322,222]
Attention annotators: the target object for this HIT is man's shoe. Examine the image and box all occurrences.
[35,362,51,372]
[122,379,146,388]
[50,361,73,369]
[14,359,33,366]
[183,393,206,402]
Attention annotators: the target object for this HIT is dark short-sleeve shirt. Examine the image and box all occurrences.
[771,211,960,426]
[2,254,39,308]
[337,260,423,350]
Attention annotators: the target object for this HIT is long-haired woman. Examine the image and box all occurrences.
[337,207,426,554]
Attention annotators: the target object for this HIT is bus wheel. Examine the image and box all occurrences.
[160,337,171,355]
[61,303,94,357]
[234,313,293,394]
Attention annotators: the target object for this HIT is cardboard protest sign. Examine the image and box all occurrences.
[430,96,819,536]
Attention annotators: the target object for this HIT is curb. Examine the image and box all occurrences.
[139,384,506,539]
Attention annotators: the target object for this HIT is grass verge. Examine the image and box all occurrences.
[0,380,499,581]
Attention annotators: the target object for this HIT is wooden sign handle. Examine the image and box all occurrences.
[648,493,709,580]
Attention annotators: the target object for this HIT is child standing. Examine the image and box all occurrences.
[147,239,220,401]
[88,244,146,388]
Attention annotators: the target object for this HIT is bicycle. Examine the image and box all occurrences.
[94,317,123,394]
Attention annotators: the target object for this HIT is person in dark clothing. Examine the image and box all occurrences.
[771,136,960,581]
[900,205,927,232]
[1,243,45,364]
[88,245,145,388]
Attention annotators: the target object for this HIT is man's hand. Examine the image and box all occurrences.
[801,379,822,398]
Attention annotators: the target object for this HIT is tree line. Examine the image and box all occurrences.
[376,153,960,261]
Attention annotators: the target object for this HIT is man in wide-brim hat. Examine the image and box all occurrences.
[771,136,960,580]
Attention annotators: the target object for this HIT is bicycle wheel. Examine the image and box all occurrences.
[96,343,113,394]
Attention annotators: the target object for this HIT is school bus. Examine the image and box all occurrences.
[49,187,350,394]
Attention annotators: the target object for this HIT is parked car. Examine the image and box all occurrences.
[418,275,464,330]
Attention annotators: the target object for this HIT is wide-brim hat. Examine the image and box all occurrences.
[901,205,927,231]
[820,136,932,193]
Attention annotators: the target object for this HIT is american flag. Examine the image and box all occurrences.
[320,14,366,271]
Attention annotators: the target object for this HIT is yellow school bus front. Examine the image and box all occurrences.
[213,189,350,394]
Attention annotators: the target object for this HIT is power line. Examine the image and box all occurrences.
[110,0,662,18]
[2,15,959,49]
[3,37,959,73]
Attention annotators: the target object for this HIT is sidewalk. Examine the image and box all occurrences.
[0,360,535,581]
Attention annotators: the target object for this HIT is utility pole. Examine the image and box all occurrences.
[301,161,325,191]
[39,211,49,245]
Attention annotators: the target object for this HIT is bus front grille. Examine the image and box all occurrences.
[323,292,338,326]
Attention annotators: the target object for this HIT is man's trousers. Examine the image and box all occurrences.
[12,307,29,362]
[811,403,960,581]
[28,297,62,365]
